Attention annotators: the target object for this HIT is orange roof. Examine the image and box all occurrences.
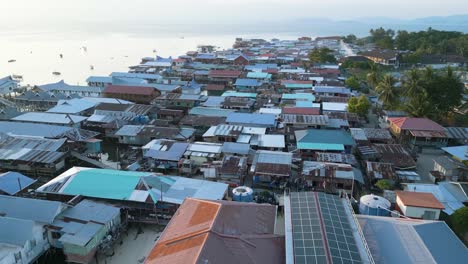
[145,198,283,264]
[396,191,445,209]
[145,199,220,264]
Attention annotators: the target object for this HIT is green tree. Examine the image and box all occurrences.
[366,62,379,89]
[403,68,422,97]
[343,34,357,44]
[450,207,468,244]
[405,89,432,117]
[423,67,464,118]
[345,76,360,90]
[347,95,371,117]
[309,47,337,64]
[395,30,410,50]
[376,74,399,109]
[375,179,392,191]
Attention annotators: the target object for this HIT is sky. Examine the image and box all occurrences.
[3,0,468,26]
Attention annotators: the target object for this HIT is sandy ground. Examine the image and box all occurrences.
[92,225,163,264]
[415,149,445,183]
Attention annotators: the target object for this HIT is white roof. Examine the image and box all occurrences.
[12,112,87,124]
[322,102,348,112]
[187,142,222,154]
[241,127,266,135]
[251,134,285,148]
[259,108,282,116]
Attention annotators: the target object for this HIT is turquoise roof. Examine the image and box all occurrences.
[63,169,146,200]
[247,72,272,79]
[296,101,314,107]
[284,83,314,89]
[297,129,355,150]
[221,91,257,98]
[297,142,345,151]
[282,93,315,101]
[189,107,236,117]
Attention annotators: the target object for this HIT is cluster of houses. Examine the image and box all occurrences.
[0,36,467,263]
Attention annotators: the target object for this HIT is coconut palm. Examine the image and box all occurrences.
[366,61,379,89]
[405,89,432,117]
[403,68,421,97]
[376,74,398,109]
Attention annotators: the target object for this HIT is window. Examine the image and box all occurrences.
[51,232,61,239]
[422,210,436,220]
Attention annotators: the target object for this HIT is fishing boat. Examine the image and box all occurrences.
[12,75,23,81]
[8,59,16,63]
[90,65,94,70]
[59,54,63,59]
[52,72,61,76]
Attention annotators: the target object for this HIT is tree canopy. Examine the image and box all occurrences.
[375,179,392,191]
[450,207,468,244]
[376,74,399,109]
[402,67,464,120]
[308,47,337,64]
[348,95,371,117]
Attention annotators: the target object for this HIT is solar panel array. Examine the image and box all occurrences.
[290,192,362,264]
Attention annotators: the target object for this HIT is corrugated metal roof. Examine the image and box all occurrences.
[189,107,236,117]
[145,198,282,264]
[12,112,87,124]
[59,222,103,246]
[357,216,468,264]
[226,113,276,127]
[0,172,36,195]
[0,195,63,224]
[60,199,120,224]
[0,217,34,246]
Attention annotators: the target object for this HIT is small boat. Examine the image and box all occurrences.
[8,59,16,63]
[90,65,94,70]
[82,46,87,52]
[153,49,157,53]
[59,54,63,59]
[12,74,23,80]
[52,72,61,76]
[180,36,184,39]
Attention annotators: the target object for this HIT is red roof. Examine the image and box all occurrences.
[263,69,278,74]
[104,85,155,96]
[388,117,445,132]
[208,70,242,78]
[310,68,340,75]
[282,107,320,115]
[206,84,225,91]
[396,191,445,209]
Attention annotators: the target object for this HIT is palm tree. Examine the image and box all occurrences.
[366,62,379,89]
[405,90,431,117]
[376,74,398,109]
[403,69,421,97]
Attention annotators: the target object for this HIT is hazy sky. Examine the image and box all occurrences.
[3,0,468,25]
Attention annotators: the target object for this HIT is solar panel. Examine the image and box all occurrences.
[290,192,363,264]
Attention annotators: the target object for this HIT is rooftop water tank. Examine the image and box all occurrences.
[359,194,391,216]
[232,186,254,202]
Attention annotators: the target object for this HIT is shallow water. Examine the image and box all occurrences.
[0,30,298,86]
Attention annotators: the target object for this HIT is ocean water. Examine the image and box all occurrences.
[0,29,299,86]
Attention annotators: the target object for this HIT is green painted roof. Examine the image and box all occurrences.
[284,83,314,89]
[63,169,145,200]
[247,72,272,79]
[282,93,315,101]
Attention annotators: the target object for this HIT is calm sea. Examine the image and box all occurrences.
[0,29,299,86]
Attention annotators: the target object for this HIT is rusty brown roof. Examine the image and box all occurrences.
[145,198,284,264]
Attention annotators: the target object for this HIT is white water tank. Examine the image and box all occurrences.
[232,186,254,202]
[359,194,391,216]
